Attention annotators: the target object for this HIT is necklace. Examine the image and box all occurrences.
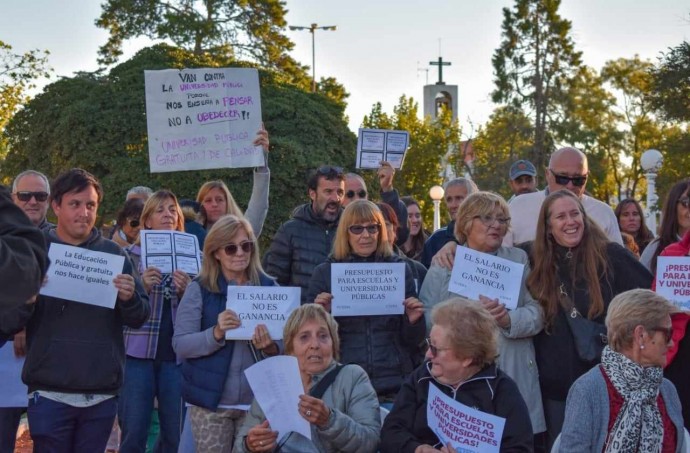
[559,283,580,318]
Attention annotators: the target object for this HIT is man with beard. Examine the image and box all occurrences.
[263,166,345,303]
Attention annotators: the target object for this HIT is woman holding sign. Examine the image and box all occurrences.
[173,214,280,452]
[419,191,546,436]
[196,126,271,237]
[306,200,425,406]
[234,304,381,453]
[120,190,192,452]
[380,298,533,453]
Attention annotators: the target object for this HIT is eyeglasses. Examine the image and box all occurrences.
[425,337,451,357]
[650,326,673,343]
[678,198,690,209]
[474,215,510,227]
[128,219,140,228]
[346,189,367,199]
[549,169,588,187]
[348,224,380,235]
[14,191,49,202]
[223,241,254,256]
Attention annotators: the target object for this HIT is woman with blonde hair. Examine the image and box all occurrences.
[120,189,191,452]
[173,215,279,452]
[196,126,270,236]
[306,200,425,406]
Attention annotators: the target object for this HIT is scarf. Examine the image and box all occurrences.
[601,346,664,453]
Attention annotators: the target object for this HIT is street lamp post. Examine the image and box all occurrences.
[289,23,337,93]
[640,149,664,234]
[429,185,445,232]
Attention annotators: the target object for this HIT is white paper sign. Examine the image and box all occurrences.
[144,67,264,173]
[140,230,202,276]
[330,263,405,316]
[40,243,125,309]
[244,356,311,442]
[226,286,300,340]
[448,247,524,310]
[356,128,409,169]
[0,342,28,407]
[655,257,690,310]
[427,384,505,453]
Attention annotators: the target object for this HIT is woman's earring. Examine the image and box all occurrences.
[640,344,645,350]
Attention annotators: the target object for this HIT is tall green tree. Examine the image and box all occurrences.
[492,0,582,172]
[648,41,690,122]
[362,95,461,227]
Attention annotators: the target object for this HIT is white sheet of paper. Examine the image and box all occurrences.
[427,384,505,453]
[330,263,405,316]
[244,356,311,441]
[386,132,409,152]
[655,257,690,310]
[356,128,409,169]
[0,342,28,407]
[448,246,524,310]
[140,230,202,276]
[226,287,301,340]
[144,68,264,173]
[40,243,124,309]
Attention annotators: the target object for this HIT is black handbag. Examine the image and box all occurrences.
[559,285,608,363]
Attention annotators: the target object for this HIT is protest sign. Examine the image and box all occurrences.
[140,230,202,276]
[448,247,524,310]
[226,286,300,340]
[331,263,405,316]
[144,67,264,173]
[245,356,311,442]
[427,384,505,453]
[0,342,27,407]
[41,243,125,309]
[356,128,409,169]
[655,257,690,309]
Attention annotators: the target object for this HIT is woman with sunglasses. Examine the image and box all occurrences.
[380,298,534,452]
[119,190,192,452]
[523,190,653,449]
[559,290,685,452]
[640,178,690,274]
[196,126,270,236]
[614,198,655,255]
[306,200,425,407]
[173,214,279,452]
[112,198,145,247]
[419,191,546,440]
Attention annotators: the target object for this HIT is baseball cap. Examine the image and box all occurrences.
[509,160,537,180]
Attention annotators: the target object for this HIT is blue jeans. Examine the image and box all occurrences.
[118,357,182,453]
[0,407,24,453]
[27,395,117,453]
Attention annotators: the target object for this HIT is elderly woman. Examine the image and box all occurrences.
[524,190,653,447]
[641,178,690,273]
[120,190,192,452]
[401,196,429,261]
[615,198,655,254]
[306,200,425,405]
[196,126,270,236]
[560,289,686,452]
[234,304,381,453]
[380,298,533,453]
[419,191,545,437]
[173,215,279,452]
[112,197,144,247]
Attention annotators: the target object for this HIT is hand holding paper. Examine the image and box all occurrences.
[245,420,278,452]
[314,292,333,313]
[404,297,425,324]
[298,394,331,428]
[479,295,510,329]
[378,161,395,192]
[214,309,241,341]
[113,274,136,302]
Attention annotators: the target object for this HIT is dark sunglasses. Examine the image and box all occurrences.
[316,165,344,177]
[650,326,673,343]
[678,198,690,209]
[425,337,451,357]
[223,241,254,256]
[346,189,367,199]
[15,191,49,202]
[348,224,380,235]
[128,219,140,228]
[549,169,587,187]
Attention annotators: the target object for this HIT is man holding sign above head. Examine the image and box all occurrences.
[419,191,546,437]
[13,168,149,453]
[306,200,425,406]
[380,298,533,453]
[173,215,280,452]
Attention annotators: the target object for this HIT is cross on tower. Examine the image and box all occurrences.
[429,57,451,85]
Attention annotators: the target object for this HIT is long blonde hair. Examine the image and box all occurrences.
[139,190,185,237]
[196,180,243,227]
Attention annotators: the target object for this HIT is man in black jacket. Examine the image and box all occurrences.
[7,169,149,452]
[263,165,345,303]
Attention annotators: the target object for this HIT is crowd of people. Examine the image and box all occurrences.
[0,129,688,453]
